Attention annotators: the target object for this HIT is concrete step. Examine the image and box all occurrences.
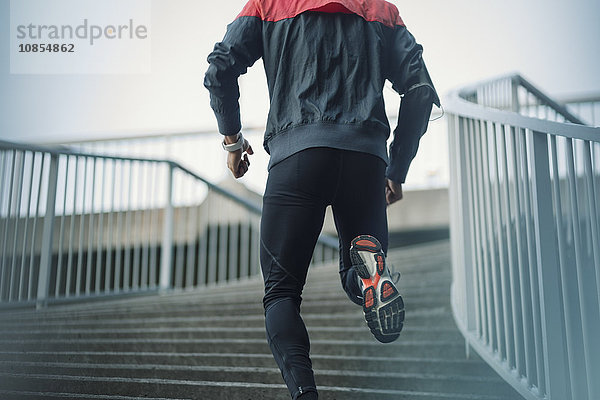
[0,299,454,327]
[0,285,452,323]
[0,338,469,360]
[0,373,519,400]
[0,390,190,400]
[0,351,499,377]
[0,308,459,331]
[0,362,518,397]
[0,325,466,342]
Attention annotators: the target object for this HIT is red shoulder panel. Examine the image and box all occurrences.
[237,0,405,28]
[238,0,261,18]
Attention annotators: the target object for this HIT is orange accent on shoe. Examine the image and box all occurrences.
[365,290,374,308]
[376,255,384,274]
[356,239,377,248]
[361,274,381,290]
[382,282,395,299]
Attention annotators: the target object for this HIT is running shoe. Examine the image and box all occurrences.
[350,235,404,343]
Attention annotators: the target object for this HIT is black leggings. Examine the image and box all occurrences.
[260,147,389,399]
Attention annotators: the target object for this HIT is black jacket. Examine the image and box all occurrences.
[205,0,440,183]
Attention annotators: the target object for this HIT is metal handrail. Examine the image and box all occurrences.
[443,95,599,141]
[446,74,600,400]
[0,139,339,308]
[513,75,585,124]
[454,73,587,125]
[0,139,260,214]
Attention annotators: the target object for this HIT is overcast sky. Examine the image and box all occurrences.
[0,0,598,144]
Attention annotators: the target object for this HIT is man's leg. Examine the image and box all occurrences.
[330,150,404,342]
[330,150,389,306]
[260,148,338,400]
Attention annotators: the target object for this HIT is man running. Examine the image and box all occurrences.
[205,1,439,398]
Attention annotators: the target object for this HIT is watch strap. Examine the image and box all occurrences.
[222,133,244,152]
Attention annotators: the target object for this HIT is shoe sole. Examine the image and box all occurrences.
[350,235,404,343]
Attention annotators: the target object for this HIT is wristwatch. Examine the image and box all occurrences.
[222,133,244,152]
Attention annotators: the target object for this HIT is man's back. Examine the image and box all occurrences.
[262,12,390,145]
[205,0,439,176]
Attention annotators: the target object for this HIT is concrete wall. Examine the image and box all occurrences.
[0,186,449,256]
[321,188,450,236]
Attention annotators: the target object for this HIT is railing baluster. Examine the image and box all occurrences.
[218,195,228,283]
[228,200,239,281]
[141,162,152,289]
[594,142,600,284]
[105,159,116,293]
[458,119,483,337]
[582,142,600,288]
[174,173,185,290]
[185,180,198,289]
[482,121,504,355]
[207,191,218,284]
[566,138,600,399]
[467,121,484,340]
[149,163,159,289]
[21,152,36,300]
[96,158,106,294]
[550,135,585,400]
[527,130,570,399]
[132,162,142,290]
[499,124,524,375]
[29,154,46,301]
[450,116,477,333]
[85,157,97,295]
[490,122,513,366]
[508,126,535,385]
[54,156,68,297]
[159,163,174,292]
[474,120,493,347]
[198,188,209,286]
[123,162,133,291]
[250,214,260,276]
[36,154,59,308]
[0,151,7,300]
[66,156,78,297]
[114,160,124,292]
[240,209,250,280]
[9,152,25,301]
[76,157,88,297]
[521,130,548,393]
[518,128,545,392]
[1,150,16,301]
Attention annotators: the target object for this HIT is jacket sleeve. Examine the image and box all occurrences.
[385,26,440,184]
[204,4,262,135]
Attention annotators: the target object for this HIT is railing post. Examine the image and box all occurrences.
[527,130,568,400]
[511,77,520,113]
[159,163,174,292]
[448,115,477,332]
[36,154,59,309]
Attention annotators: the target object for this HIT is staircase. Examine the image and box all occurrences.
[0,241,522,399]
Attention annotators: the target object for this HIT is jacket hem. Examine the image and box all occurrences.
[265,122,390,170]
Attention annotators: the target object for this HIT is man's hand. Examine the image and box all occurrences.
[225,134,254,179]
[385,179,403,205]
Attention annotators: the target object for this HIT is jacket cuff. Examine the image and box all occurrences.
[214,110,241,136]
[386,164,408,184]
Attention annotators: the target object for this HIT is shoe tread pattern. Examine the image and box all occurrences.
[350,235,404,344]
